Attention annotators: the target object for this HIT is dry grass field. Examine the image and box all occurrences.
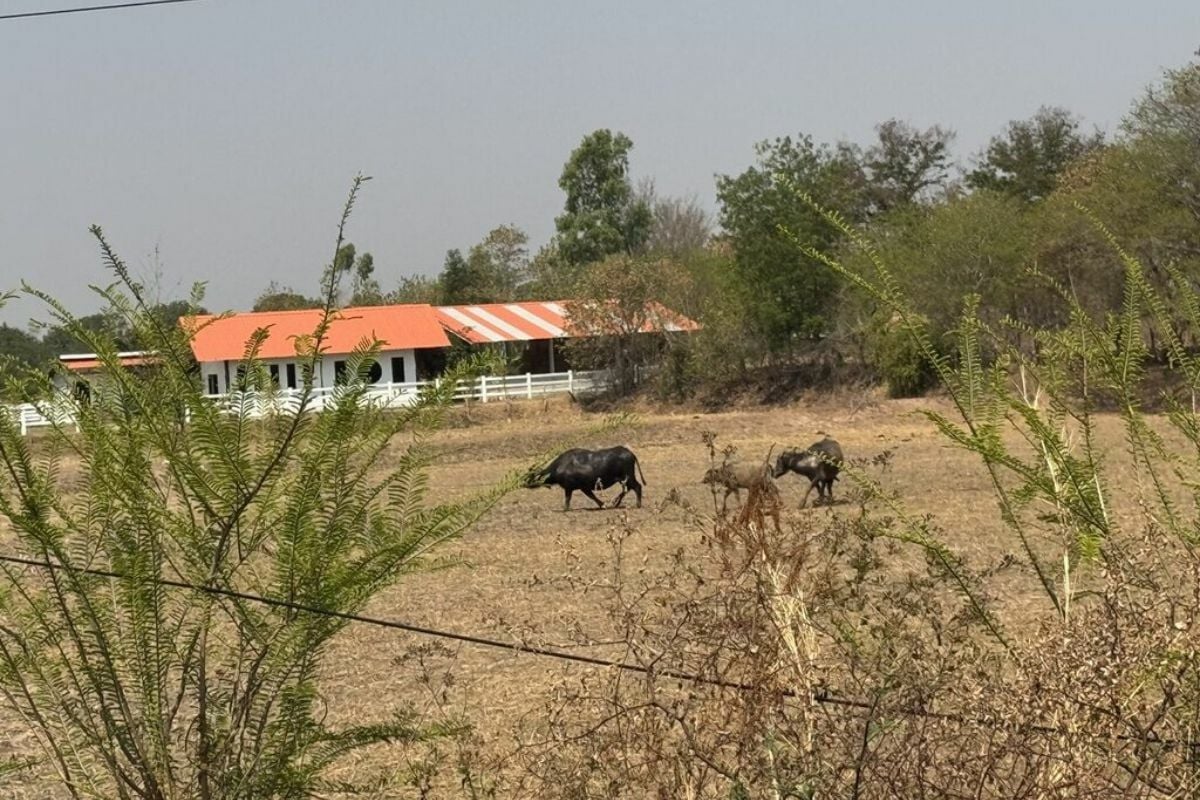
[0,390,1163,796]
[314,391,1082,792]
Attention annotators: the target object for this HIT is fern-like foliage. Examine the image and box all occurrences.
[780,180,1200,636]
[0,177,514,799]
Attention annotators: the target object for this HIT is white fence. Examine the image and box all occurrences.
[210,369,610,415]
[9,399,78,436]
[8,369,611,434]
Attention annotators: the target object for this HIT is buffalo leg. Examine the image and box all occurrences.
[563,489,573,511]
[582,488,604,509]
[613,479,642,509]
[799,481,817,509]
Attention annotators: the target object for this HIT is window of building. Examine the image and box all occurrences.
[207,374,219,395]
[269,364,280,387]
[391,356,406,383]
[285,363,297,389]
[366,360,382,383]
[334,360,347,384]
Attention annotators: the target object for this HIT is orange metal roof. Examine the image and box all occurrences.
[184,304,451,363]
[434,300,700,344]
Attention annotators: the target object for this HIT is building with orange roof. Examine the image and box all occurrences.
[54,351,159,401]
[179,299,699,396]
[185,304,450,395]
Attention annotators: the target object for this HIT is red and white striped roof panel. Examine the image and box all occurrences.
[433,301,699,344]
[434,302,569,344]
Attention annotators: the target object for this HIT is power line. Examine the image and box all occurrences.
[0,550,1194,754]
[0,552,733,686]
[0,0,205,21]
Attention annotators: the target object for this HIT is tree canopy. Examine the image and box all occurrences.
[438,248,479,305]
[965,106,1103,203]
[555,129,652,267]
[638,180,713,257]
[715,135,869,349]
[252,282,321,312]
[0,325,51,369]
[862,119,955,213]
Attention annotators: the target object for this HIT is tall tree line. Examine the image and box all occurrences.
[24,56,1197,402]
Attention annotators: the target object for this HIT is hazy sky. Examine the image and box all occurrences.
[2,0,1197,329]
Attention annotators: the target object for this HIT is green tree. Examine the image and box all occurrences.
[464,224,530,301]
[523,244,578,300]
[555,129,652,267]
[965,106,1103,203]
[329,242,382,305]
[1018,63,1200,351]
[863,119,955,213]
[332,241,357,276]
[1045,153,1199,358]
[1127,58,1200,141]
[149,299,207,331]
[675,245,762,387]
[563,254,693,395]
[846,192,1038,335]
[41,311,133,354]
[0,178,517,798]
[1119,59,1200,253]
[834,190,1055,393]
[716,135,869,350]
[1127,62,1200,184]
[391,274,443,305]
[0,324,51,368]
[252,282,321,312]
[438,248,481,305]
[349,251,384,305]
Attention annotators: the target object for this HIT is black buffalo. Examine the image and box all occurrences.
[773,436,844,508]
[525,446,646,510]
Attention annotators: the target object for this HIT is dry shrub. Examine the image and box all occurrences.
[733,480,783,535]
[490,442,1200,799]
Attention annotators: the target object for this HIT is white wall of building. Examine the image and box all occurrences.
[200,348,419,395]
